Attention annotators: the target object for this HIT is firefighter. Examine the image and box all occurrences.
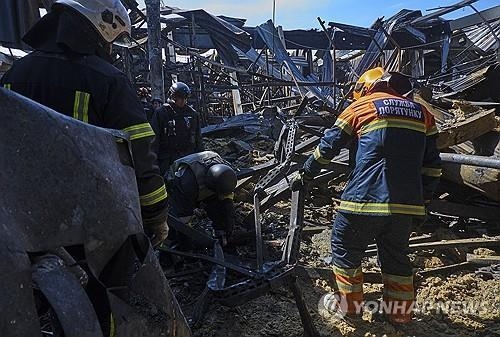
[292,67,441,324]
[0,0,168,247]
[151,82,204,176]
[165,151,236,246]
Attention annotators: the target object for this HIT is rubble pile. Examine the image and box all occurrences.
[163,118,500,336]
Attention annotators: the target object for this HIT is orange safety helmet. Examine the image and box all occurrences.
[353,67,385,101]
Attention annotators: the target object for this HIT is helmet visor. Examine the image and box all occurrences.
[173,92,189,99]
[113,32,137,48]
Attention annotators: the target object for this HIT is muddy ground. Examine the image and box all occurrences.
[186,225,500,337]
[165,136,500,337]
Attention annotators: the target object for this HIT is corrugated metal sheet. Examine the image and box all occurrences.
[411,0,478,25]
[438,61,495,93]
[256,20,332,103]
[351,9,421,81]
[463,19,500,52]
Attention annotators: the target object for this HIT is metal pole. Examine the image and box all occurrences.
[272,0,276,53]
[145,0,165,102]
[229,72,243,115]
[265,50,271,106]
[254,192,263,271]
[440,153,500,169]
[317,17,338,108]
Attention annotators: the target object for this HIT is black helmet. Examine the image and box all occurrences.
[169,82,191,98]
[371,71,414,97]
[206,164,237,194]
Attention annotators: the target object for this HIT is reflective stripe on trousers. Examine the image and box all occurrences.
[333,265,363,314]
[382,272,414,323]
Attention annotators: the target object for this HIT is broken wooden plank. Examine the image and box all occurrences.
[365,237,500,256]
[295,265,383,285]
[408,237,500,250]
[441,162,500,201]
[366,233,434,250]
[236,160,277,179]
[436,108,497,149]
[429,199,500,220]
[466,253,500,266]
[417,262,473,278]
[302,225,330,234]
[229,140,253,152]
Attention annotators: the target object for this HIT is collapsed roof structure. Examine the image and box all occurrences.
[2,0,499,113]
[101,0,500,202]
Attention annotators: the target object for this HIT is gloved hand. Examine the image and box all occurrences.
[290,170,313,191]
[143,212,169,247]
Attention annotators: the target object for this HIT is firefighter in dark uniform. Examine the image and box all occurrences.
[0,0,168,246]
[151,82,204,176]
[293,68,441,324]
[166,151,237,246]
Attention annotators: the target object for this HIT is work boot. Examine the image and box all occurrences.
[367,300,414,325]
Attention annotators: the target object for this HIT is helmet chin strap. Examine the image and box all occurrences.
[95,39,113,62]
[402,89,415,98]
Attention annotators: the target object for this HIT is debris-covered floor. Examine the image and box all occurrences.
[161,135,500,337]
[169,206,500,337]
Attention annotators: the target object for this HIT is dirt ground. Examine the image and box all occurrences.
[189,224,500,337]
[178,205,500,337]
[169,136,500,337]
[186,231,500,337]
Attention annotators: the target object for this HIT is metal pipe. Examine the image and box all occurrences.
[440,153,500,169]
[254,193,263,271]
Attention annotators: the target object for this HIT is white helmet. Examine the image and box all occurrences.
[53,0,131,45]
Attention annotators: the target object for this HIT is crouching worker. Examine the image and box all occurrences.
[165,151,237,246]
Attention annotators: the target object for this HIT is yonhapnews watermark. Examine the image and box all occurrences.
[318,292,495,318]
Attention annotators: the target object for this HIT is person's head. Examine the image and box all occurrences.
[375,71,414,98]
[152,98,163,110]
[353,67,415,100]
[353,67,385,101]
[205,164,237,194]
[169,82,191,108]
[51,0,131,56]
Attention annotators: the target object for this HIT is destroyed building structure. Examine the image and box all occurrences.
[2,0,500,336]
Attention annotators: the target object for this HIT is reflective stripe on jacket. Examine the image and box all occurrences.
[304,91,441,216]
